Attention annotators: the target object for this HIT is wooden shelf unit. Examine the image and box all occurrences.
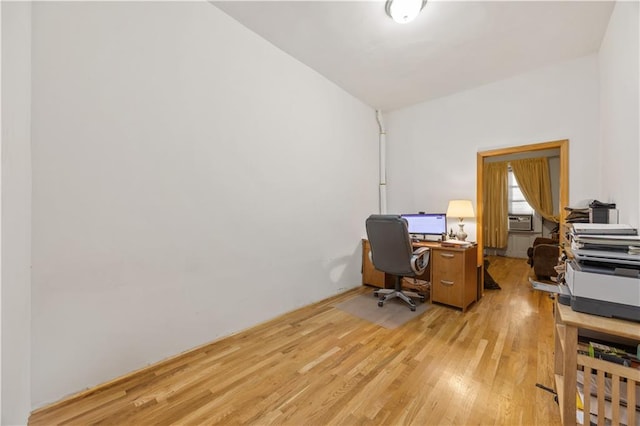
[554,302,640,426]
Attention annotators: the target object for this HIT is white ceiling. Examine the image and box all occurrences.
[212,1,615,111]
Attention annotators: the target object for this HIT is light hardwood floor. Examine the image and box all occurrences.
[29,256,561,425]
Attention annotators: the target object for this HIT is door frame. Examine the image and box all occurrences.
[476,139,569,282]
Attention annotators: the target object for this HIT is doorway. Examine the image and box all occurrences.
[476,139,569,288]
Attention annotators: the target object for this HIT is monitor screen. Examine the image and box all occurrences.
[401,213,447,236]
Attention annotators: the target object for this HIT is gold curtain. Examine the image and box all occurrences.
[483,161,509,248]
[510,158,559,223]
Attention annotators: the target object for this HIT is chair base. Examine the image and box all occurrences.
[374,289,424,311]
[373,276,425,311]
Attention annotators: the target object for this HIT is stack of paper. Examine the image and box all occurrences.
[440,240,474,248]
[572,223,638,236]
[570,224,640,267]
[572,234,640,252]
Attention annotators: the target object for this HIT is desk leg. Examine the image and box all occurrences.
[477,265,483,300]
[563,324,578,426]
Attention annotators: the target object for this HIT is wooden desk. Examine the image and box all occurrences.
[362,239,478,311]
[361,239,436,289]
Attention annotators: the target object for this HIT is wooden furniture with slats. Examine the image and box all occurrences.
[555,302,640,426]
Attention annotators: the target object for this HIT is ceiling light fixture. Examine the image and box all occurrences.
[385,0,427,24]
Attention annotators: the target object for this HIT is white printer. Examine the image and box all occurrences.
[565,260,640,322]
[529,222,640,321]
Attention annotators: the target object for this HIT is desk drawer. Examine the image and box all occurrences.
[433,250,463,275]
[433,246,480,310]
[432,250,464,307]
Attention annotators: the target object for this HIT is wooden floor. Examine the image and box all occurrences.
[29,256,561,425]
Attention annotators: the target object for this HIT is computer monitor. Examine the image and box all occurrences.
[401,213,447,237]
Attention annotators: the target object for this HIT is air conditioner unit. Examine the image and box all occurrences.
[508,214,533,231]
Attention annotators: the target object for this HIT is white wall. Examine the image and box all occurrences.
[1,2,32,424]
[30,2,377,407]
[384,55,601,242]
[8,0,638,416]
[599,1,640,228]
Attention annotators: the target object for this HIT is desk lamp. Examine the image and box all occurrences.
[446,200,475,241]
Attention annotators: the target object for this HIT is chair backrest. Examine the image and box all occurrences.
[365,214,415,276]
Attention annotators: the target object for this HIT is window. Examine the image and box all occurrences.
[508,168,534,215]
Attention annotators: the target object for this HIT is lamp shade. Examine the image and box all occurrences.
[446,199,475,219]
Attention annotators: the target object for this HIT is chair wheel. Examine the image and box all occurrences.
[410,306,416,312]
[378,301,384,307]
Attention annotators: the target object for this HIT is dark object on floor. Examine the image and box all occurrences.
[527,237,560,280]
[535,383,559,404]
[483,259,501,290]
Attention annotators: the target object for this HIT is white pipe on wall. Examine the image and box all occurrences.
[376,110,387,214]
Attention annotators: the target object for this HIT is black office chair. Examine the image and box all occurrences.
[365,214,430,311]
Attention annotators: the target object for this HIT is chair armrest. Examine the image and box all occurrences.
[533,237,559,247]
[411,247,430,275]
[412,247,430,256]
